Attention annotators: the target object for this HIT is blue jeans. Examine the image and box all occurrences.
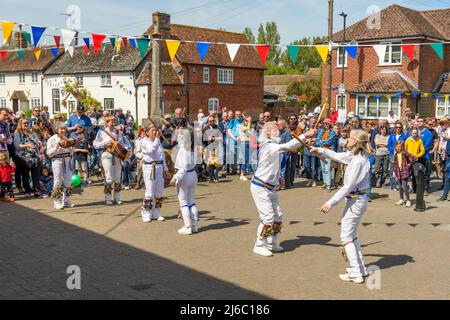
[304,153,319,180]
[288,153,299,184]
[122,160,130,187]
[280,152,289,180]
[389,154,398,189]
[444,156,450,198]
[239,141,252,174]
[321,158,332,187]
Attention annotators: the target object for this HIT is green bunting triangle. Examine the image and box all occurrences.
[287,45,300,62]
[110,38,116,48]
[136,38,150,58]
[22,31,31,45]
[101,42,107,53]
[430,43,443,60]
[17,49,25,60]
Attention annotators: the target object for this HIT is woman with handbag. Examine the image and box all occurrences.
[93,116,124,205]
[46,125,76,209]
[13,118,42,198]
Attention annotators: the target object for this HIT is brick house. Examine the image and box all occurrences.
[321,4,450,123]
[139,12,265,120]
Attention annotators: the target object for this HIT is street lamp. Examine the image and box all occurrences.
[339,11,347,86]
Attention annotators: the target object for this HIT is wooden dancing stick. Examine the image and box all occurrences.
[148,117,170,145]
[293,134,328,164]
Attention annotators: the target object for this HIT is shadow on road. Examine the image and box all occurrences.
[0,202,267,300]
[365,253,415,270]
[200,218,250,233]
[281,235,334,252]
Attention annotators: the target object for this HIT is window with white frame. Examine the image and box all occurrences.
[101,74,111,87]
[68,101,76,113]
[380,42,402,65]
[357,95,401,119]
[104,98,114,112]
[203,67,210,83]
[336,94,346,111]
[75,75,84,87]
[52,89,60,113]
[0,98,6,108]
[31,72,38,83]
[337,48,347,68]
[19,72,26,84]
[208,98,219,112]
[218,69,233,84]
[435,96,449,117]
[0,74,5,84]
[31,98,40,109]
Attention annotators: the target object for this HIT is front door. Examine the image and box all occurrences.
[12,99,18,113]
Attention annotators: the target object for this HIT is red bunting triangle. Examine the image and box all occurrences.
[401,44,415,61]
[255,45,270,64]
[92,33,107,54]
[0,51,7,61]
[122,37,127,49]
[54,35,61,48]
[84,45,90,54]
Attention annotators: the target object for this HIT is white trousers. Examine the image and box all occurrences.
[52,157,73,208]
[142,163,165,220]
[101,152,122,202]
[340,197,368,277]
[176,171,198,227]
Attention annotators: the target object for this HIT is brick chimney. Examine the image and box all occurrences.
[14,32,27,49]
[149,12,171,122]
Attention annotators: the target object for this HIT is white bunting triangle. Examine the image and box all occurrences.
[61,29,77,53]
[67,45,74,57]
[373,44,387,61]
[226,43,240,62]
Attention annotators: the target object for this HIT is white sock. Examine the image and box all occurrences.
[190,205,199,224]
[181,206,192,227]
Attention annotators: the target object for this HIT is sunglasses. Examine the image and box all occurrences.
[395,126,402,129]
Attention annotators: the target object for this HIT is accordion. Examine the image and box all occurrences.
[59,138,77,148]
[108,141,129,161]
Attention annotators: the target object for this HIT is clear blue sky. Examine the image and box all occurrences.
[0,0,448,45]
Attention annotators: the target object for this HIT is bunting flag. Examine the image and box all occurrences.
[196,42,210,62]
[31,25,46,47]
[116,38,122,51]
[22,32,32,45]
[83,37,90,54]
[0,51,7,61]
[17,49,24,60]
[166,40,181,61]
[34,48,42,61]
[50,47,59,59]
[137,38,150,58]
[122,37,128,49]
[373,44,387,61]
[61,29,76,52]
[129,38,137,49]
[345,45,358,59]
[287,45,300,62]
[226,43,240,62]
[430,43,443,60]
[67,46,75,57]
[92,33,106,54]
[53,35,61,48]
[315,45,329,63]
[2,21,15,44]
[110,37,116,48]
[102,42,107,54]
[401,44,415,61]
[255,44,270,64]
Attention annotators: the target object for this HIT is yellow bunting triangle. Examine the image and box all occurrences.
[34,48,42,61]
[2,21,16,44]
[315,45,329,63]
[445,94,449,100]
[166,40,181,61]
[116,38,122,51]
[423,93,429,98]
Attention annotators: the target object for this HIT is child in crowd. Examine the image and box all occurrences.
[0,153,15,202]
[73,127,90,187]
[335,127,350,186]
[206,148,222,183]
[393,141,416,207]
[39,167,54,199]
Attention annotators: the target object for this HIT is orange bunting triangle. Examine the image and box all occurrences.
[166,40,181,61]
[34,48,42,61]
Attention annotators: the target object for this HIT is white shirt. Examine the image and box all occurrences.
[173,131,196,181]
[134,137,143,160]
[387,114,399,128]
[141,138,168,170]
[93,128,120,150]
[46,134,73,158]
[318,148,371,208]
[253,134,305,187]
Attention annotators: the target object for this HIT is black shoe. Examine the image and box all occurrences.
[437,196,448,202]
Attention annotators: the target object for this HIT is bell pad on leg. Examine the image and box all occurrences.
[142,198,153,211]
[51,187,63,199]
[259,224,273,238]
[104,183,113,194]
[155,197,163,208]
[273,221,282,235]
[114,183,122,193]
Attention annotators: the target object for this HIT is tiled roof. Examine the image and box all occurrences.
[332,5,450,42]
[307,68,320,76]
[136,63,183,85]
[44,44,143,75]
[145,24,265,69]
[349,71,419,93]
[264,85,288,97]
[0,48,62,72]
[10,91,28,101]
[264,74,317,86]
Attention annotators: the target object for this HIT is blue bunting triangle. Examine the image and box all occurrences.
[129,38,136,49]
[31,26,46,47]
[345,45,358,59]
[83,37,90,48]
[51,47,59,59]
[196,42,211,62]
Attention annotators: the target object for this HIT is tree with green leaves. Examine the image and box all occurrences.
[243,27,256,44]
[286,79,321,107]
[62,80,101,112]
[257,22,281,66]
[281,37,322,74]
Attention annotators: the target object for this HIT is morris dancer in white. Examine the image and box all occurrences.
[93,116,123,205]
[141,124,171,222]
[251,122,313,257]
[46,125,75,210]
[170,127,199,235]
[310,129,371,284]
